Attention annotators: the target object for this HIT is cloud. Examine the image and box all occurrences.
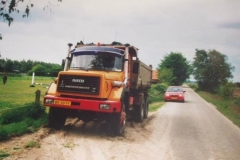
[219,21,240,29]
[0,0,240,82]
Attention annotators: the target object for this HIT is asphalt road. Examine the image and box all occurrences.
[151,85,240,159]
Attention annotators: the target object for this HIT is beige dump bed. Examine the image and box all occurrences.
[130,60,152,90]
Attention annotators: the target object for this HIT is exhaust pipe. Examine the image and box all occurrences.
[123,47,129,87]
[64,43,73,71]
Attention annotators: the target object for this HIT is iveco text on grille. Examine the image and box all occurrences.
[72,79,84,83]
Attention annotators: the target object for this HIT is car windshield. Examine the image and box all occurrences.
[70,52,123,72]
[167,87,183,92]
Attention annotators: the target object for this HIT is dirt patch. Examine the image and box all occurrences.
[0,112,156,160]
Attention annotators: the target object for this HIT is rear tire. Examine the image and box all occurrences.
[49,107,67,130]
[143,98,149,119]
[134,99,145,122]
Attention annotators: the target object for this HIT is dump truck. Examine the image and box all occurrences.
[43,41,152,136]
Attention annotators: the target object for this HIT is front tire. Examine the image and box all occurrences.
[48,107,67,130]
[108,98,126,136]
[109,111,126,136]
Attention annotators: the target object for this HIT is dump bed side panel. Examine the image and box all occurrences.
[130,60,152,90]
[138,61,152,89]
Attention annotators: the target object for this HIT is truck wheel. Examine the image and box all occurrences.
[134,99,145,122]
[108,99,126,136]
[143,98,149,119]
[49,107,67,130]
[108,111,126,136]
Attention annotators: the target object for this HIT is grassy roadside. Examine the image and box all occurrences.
[0,76,52,141]
[0,102,48,141]
[197,91,240,128]
[149,101,164,112]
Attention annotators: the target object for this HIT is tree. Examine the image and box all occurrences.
[4,59,13,72]
[29,64,47,76]
[192,49,235,92]
[48,64,62,77]
[157,52,191,86]
[0,0,62,40]
[0,0,34,27]
[158,68,176,85]
[0,57,61,74]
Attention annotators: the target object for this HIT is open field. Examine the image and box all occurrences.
[0,76,53,111]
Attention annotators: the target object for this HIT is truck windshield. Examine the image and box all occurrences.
[70,52,123,72]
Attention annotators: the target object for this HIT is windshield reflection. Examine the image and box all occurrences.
[70,52,123,72]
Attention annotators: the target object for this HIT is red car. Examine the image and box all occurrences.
[164,86,185,102]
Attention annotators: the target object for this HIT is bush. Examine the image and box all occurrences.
[0,102,45,125]
[234,99,240,106]
[187,83,198,90]
[0,128,8,141]
[219,82,236,98]
[0,115,47,141]
[149,83,168,103]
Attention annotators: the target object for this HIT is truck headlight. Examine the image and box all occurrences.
[45,99,54,104]
[100,104,111,110]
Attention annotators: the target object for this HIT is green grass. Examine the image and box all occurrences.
[0,76,53,110]
[197,91,240,128]
[0,105,48,141]
[0,150,10,160]
[149,101,164,112]
[0,76,52,141]
[25,141,40,148]
[148,90,165,112]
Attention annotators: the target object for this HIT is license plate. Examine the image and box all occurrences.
[54,100,71,106]
[171,97,178,100]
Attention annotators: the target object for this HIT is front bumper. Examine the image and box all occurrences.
[164,95,184,101]
[44,95,121,113]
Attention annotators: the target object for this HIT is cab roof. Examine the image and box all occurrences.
[74,41,138,57]
[71,46,124,56]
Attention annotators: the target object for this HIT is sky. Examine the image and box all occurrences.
[0,0,240,82]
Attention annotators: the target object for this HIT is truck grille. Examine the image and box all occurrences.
[57,75,100,95]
